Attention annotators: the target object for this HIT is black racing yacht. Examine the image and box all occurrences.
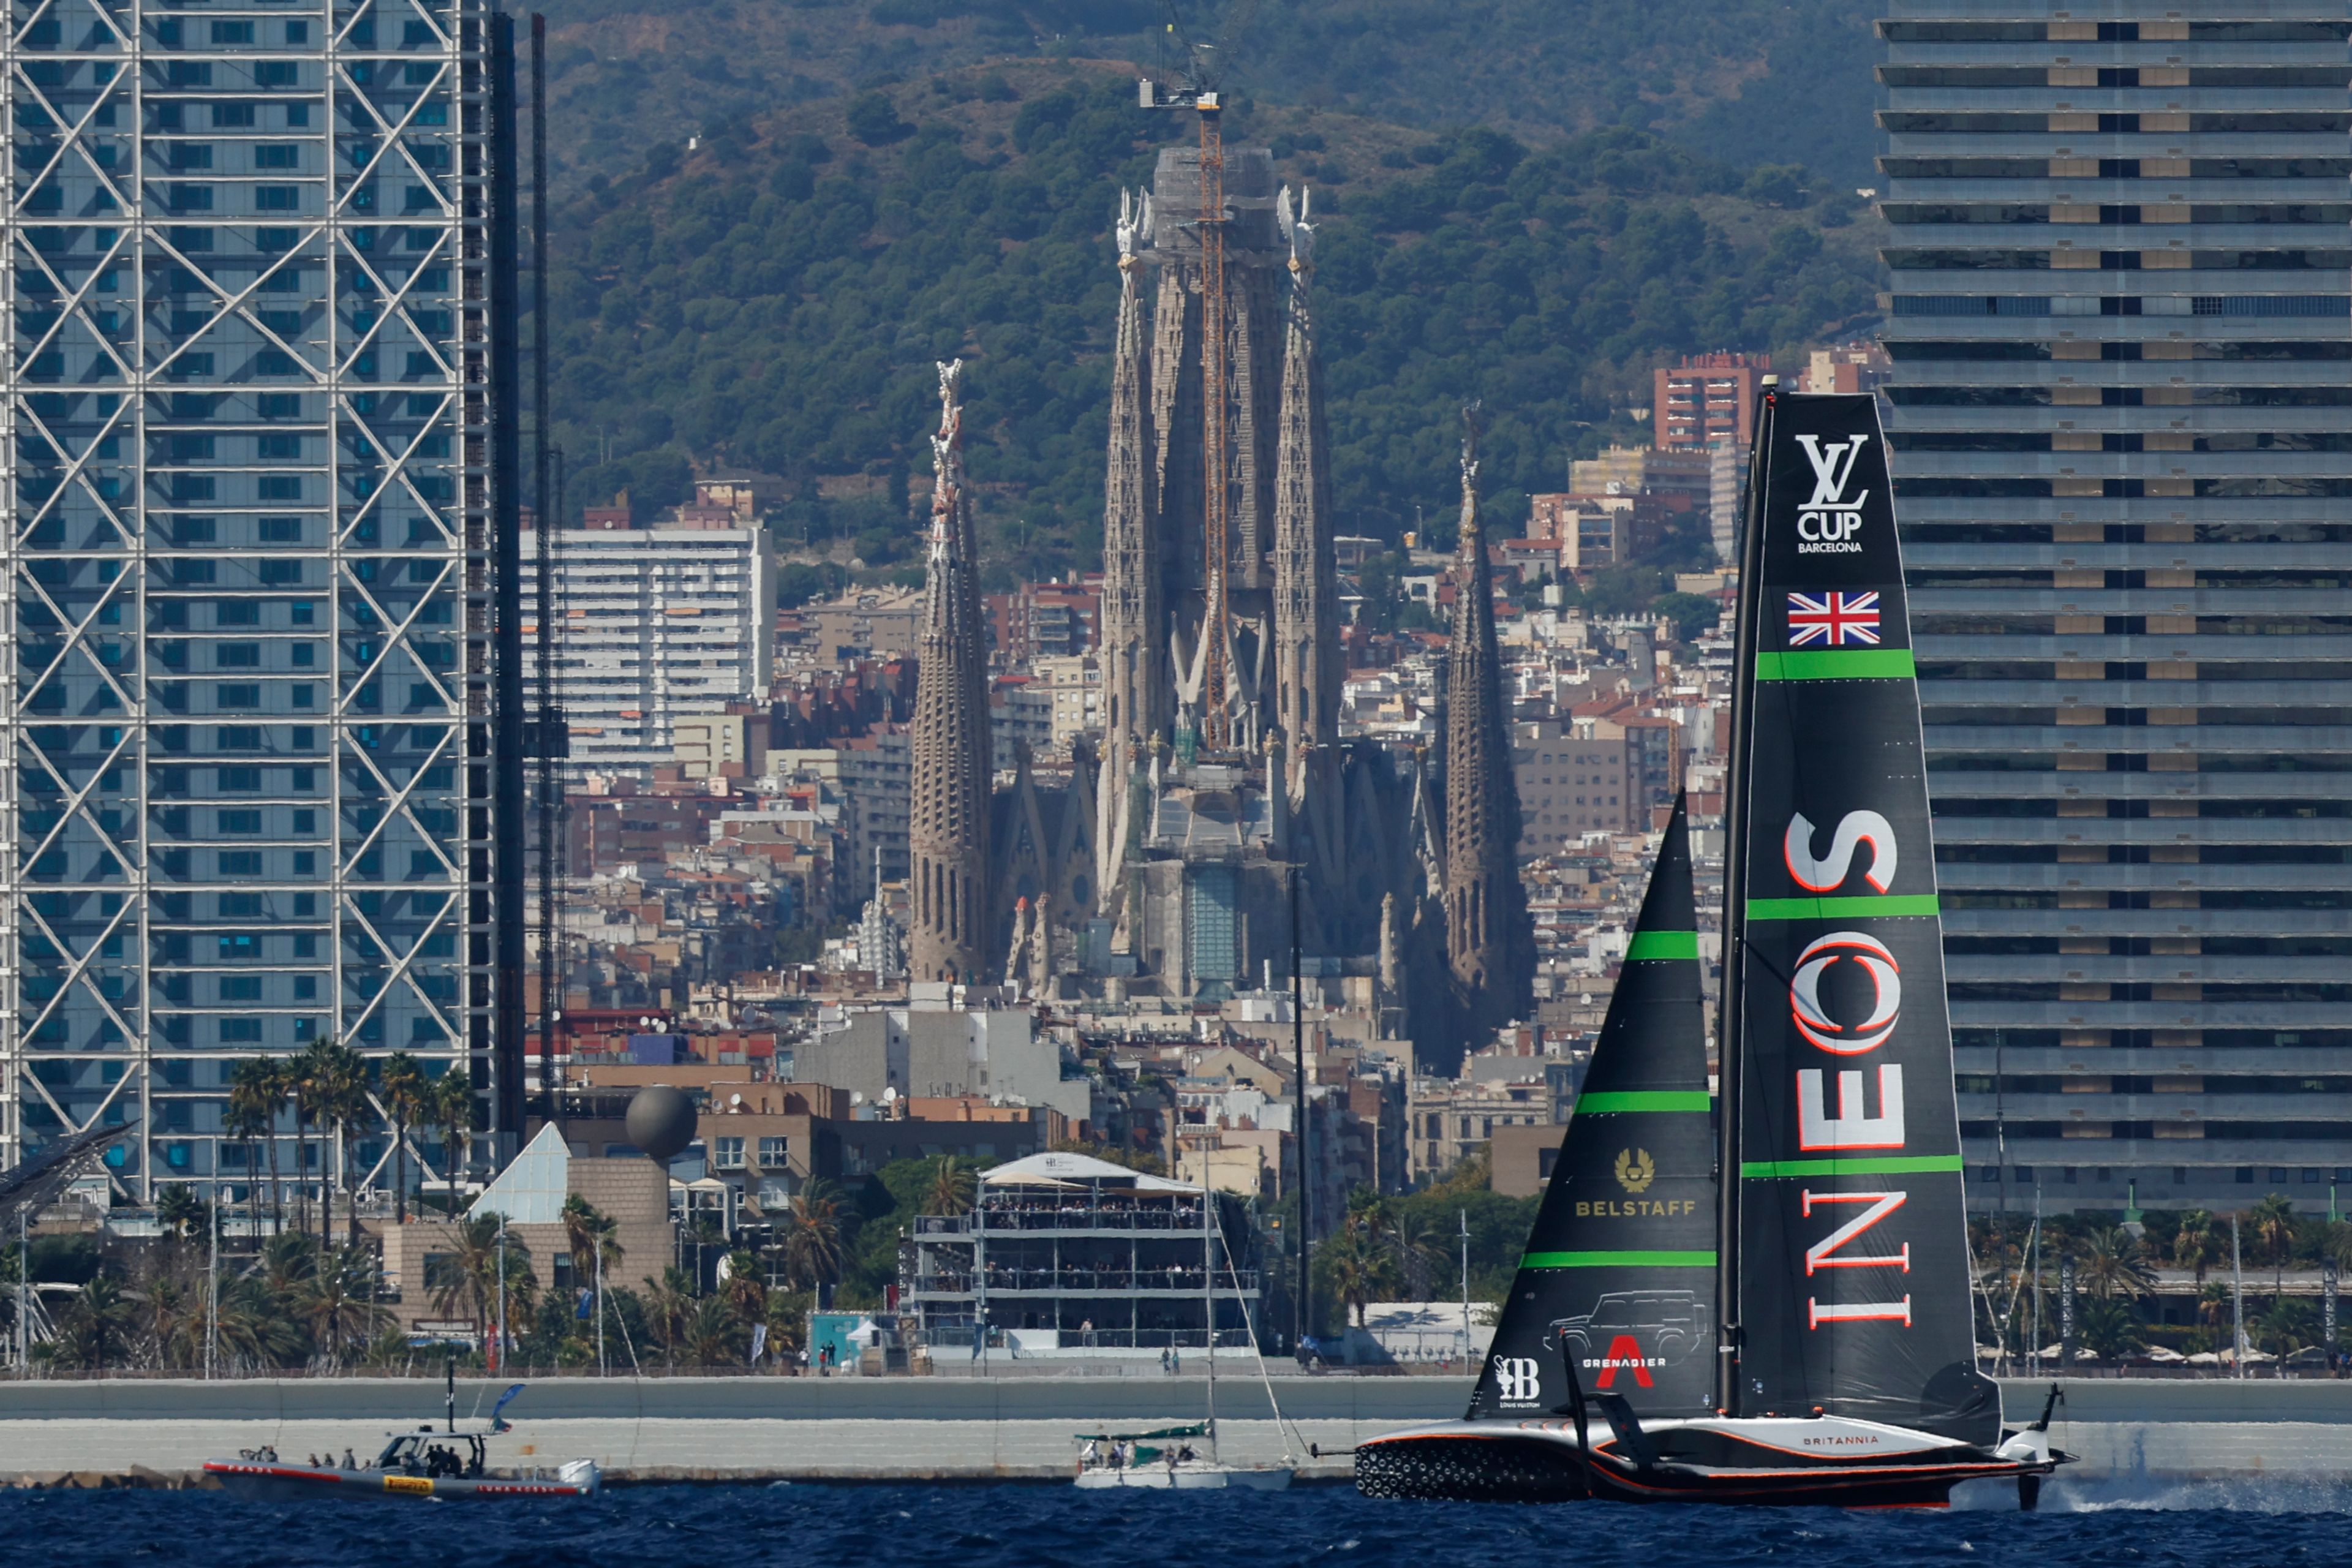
[1355,388,2071,1510]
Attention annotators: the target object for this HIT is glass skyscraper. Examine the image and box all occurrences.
[1,0,521,1198]
[1881,4,2352,1212]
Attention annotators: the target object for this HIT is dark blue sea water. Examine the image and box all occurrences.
[10,1479,2350,1568]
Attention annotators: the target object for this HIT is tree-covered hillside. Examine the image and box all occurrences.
[546,62,1881,578]
[535,0,1881,195]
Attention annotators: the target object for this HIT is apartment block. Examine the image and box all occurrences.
[525,516,775,772]
[1652,353,1771,451]
[1880,1,2352,1212]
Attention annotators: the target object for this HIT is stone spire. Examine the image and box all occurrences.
[1270,186,1339,798]
[1441,404,1532,1045]
[908,361,993,983]
[1096,189,1163,911]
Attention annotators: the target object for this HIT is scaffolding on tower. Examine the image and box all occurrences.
[1142,4,1253,752]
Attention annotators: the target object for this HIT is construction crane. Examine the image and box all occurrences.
[1141,2,1254,752]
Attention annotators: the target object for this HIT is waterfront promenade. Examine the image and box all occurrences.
[0,1376,2346,1487]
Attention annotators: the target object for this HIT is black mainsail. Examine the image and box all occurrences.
[1469,795,1714,1423]
[1719,390,1997,1445]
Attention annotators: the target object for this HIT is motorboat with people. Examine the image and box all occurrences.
[204,1374,600,1501]
[1075,1424,1293,1490]
[1353,391,2073,1511]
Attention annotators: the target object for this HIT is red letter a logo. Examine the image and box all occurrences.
[1595,1334,1653,1389]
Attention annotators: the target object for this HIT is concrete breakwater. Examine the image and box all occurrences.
[0,1376,2345,1487]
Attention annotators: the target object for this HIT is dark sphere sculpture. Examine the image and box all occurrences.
[624,1085,697,1163]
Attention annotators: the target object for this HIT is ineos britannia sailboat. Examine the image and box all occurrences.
[1356,388,2070,1509]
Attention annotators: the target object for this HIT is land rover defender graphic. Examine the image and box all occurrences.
[1550,1290,1713,1371]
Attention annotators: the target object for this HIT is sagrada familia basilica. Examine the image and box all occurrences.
[900,141,1532,1070]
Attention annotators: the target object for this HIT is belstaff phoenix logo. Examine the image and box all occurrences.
[1492,1357,1542,1403]
[1789,932,1902,1055]
[1793,432,1869,554]
[1613,1148,1656,1194]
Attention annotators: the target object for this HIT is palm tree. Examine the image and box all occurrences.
[2174,1210,2217,1291]
[641,1266,696,1370]
[561,1194,617,1289]
[2316,1219,2352,1281]
[225,1056,284,1235]
[379,1052,430,1225]
[2259,1295,2317,1363]
[2078,1226,2157,1302]
[2077,1297,2144,1364]
[143,1272,200,1370]
[921,1157,974,1218]
[2251,1193,2299,1297]
[763,1289,811,1371]
[1316,1208,1400,1329]
[208,1266,297,1371]
[287,1035,338,1242]
[429,1215,527,1347]
[779,1181,843,1292]
[51,1268,133,1371]
[431,1071,475,1220]
[722,1248,767,1334]
[683,1295,742,1368]
[298,1247,393,1368]
[312,1040,370,1248]
[1386,1210,1449,1301]
[155,1183,205,1244]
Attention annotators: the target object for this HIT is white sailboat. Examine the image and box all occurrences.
[1075,1186,1295,1490]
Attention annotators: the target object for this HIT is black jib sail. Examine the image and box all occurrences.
[1719,390,1998,1446]
[1468,796,1715,1423]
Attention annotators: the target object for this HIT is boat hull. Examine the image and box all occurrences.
[202,1459,597,1501]
[1355,1415,2061,1508]
[1076,1465,1294,1490]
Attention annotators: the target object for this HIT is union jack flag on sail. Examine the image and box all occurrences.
[1786,591,1882,648]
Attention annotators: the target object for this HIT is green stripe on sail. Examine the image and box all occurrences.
[1746,894,1940,921]
[1624,929,1698,960]
[1741,1155,1966,1179]
[1754,649,1916,682]
[1521,1250,1718,1269]
[1575,1091,1712,1114]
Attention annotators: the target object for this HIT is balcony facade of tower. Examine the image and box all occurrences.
[0,4,522,1193]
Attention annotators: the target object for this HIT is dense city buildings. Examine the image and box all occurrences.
[0,0,522,1189]
[1880,2,2352,1211]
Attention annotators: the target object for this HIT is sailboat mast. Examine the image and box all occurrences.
[1713,379,1780,1417]
[1204,1188,1218,1457]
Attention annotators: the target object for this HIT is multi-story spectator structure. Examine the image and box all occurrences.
[1880,3,2352,1212]
[901,1152,1264,1356]
[0,0,523,1194]
[522,514,774,772]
